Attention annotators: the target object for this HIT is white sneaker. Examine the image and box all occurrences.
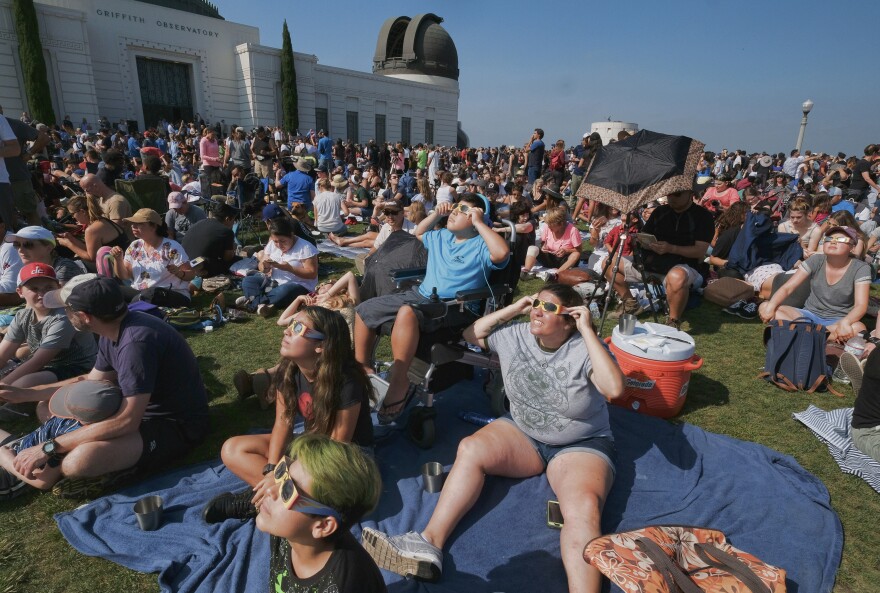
[361,528,442,581]
[235,296,250,308]
[256,304,275,318]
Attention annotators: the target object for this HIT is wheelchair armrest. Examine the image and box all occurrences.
[411,301,448,318]
[389,267,427,282]
[454,284,511,303]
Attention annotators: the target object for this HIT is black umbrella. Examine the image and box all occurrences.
[575,129,705,213]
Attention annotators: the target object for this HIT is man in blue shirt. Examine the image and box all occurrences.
[126,132,141,160]
[526,128,545,183]
[354,193,509,424]
[316,130,333,173]
[570,133,589,199]
[275,157,315,210]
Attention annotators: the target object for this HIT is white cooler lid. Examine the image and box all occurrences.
[611,321,695,362]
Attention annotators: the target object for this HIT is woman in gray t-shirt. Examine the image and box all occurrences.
[760,225,872,343]
[360,284,625,590]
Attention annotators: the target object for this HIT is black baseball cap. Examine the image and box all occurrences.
[43,274,126,316]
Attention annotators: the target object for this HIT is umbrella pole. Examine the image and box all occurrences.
[597,222,629,335]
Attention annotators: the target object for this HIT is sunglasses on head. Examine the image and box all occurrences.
[532,298,566,315]
[273,457,343,520]
[12,241,35,250]
[285,320,326,340]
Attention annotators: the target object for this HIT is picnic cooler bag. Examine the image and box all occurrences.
[605,322,703,418]
[584,525,787,593]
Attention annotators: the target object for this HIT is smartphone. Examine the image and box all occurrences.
[547,500,564,529]
[188,256,206,268]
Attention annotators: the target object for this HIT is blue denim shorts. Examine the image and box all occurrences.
[793,308,841,327]
[496,416,616,477]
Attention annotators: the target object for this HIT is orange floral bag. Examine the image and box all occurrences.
[584,525,787,593]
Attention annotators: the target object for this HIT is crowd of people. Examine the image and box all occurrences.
[0,107,878,593]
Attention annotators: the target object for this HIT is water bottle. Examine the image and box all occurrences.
[589,301,600,320]
[457,411,495,426]
[844,336,866,358]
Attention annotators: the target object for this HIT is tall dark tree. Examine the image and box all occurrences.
[280,20,298,133]
[13,0,55,125]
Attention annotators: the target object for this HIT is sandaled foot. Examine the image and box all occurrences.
[233,369,253,400]
[377,397,408,426]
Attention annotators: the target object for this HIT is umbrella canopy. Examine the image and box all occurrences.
[576,130,705,213]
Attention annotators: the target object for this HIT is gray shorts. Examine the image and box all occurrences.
[496,416,616,477]
[356,286,477,333]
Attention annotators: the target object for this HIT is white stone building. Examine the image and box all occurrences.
[0,0,461,145]
[591,121,639,146]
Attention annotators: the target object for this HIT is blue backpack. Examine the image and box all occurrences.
[760,318,842,395]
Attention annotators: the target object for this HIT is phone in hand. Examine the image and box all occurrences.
[547,500,564,529]
[188,256,205,268]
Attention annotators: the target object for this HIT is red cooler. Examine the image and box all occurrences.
[605,322,703,418]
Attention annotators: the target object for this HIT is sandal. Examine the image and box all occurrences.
[377,388,416,426]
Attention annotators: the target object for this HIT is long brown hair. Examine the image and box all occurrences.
[274,306,374,435]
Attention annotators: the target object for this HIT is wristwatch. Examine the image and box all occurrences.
[262,463,276,476]
[42,438,59,459]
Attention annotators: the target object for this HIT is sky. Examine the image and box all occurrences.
[212,0,879,154]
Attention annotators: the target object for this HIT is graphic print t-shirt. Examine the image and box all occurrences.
[293,369,373,447]
[269,534,387,593]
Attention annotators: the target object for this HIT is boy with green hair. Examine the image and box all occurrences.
[255,433,386,593]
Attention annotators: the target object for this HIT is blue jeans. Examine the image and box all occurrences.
[241,274,309,309]
[527,165,541,184]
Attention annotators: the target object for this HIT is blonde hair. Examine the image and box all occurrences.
[545,207,567,226]
[408,201,427,224]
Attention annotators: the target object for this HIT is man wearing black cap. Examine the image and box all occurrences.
[0,274,209,491]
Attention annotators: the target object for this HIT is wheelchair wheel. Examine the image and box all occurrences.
[486,370,509,418]
[408,406,437,449]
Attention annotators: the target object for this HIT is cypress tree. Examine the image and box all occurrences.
[13,0,55,125]
[280,21,298,133]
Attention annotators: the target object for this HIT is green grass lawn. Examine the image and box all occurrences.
[0,259,877,593]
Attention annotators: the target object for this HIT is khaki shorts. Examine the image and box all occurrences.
[11,179,38,214]
[253,159,273,178]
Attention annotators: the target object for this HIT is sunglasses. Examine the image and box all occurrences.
[825,236,854,245]
[452,203,474,214]
[273,457,343,520]
[285,320,326,340]
[12,241,36,250]
[382,209,402,216]
[532,298,567,315]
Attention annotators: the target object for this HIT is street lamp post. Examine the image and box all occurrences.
[795,99,814,152]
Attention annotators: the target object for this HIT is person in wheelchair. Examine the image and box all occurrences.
[361,284,625,590]
[353,193,509,425]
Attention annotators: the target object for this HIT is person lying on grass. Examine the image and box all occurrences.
[203,306,375,523]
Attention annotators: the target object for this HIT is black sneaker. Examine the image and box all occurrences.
[723,300,745,316]
[737,301,758,320]
[202,489,257,523]
[0,467,27,500]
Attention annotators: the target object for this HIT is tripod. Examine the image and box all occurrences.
[586,217,665,335]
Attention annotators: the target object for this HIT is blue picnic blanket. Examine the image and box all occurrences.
[56,376,841,593]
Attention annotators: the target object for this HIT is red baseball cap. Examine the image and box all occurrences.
[17,262,58,287]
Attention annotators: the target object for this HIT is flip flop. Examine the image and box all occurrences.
[377,387,417,426]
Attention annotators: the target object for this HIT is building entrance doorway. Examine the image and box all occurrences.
[136,57,194,128]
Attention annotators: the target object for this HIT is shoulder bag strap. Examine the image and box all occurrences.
[695,544,772,593]
[635,538,704,593]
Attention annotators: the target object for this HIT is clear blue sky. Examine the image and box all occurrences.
[213,0,879,155]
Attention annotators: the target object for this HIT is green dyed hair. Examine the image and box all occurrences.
[288,434,382,530]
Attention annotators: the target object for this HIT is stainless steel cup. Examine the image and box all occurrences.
[421,462,445,493]
[133,495,163,531]
[618,313,637,335]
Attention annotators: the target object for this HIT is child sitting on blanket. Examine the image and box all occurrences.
[255,434,386,593]
[233,272,361,405]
